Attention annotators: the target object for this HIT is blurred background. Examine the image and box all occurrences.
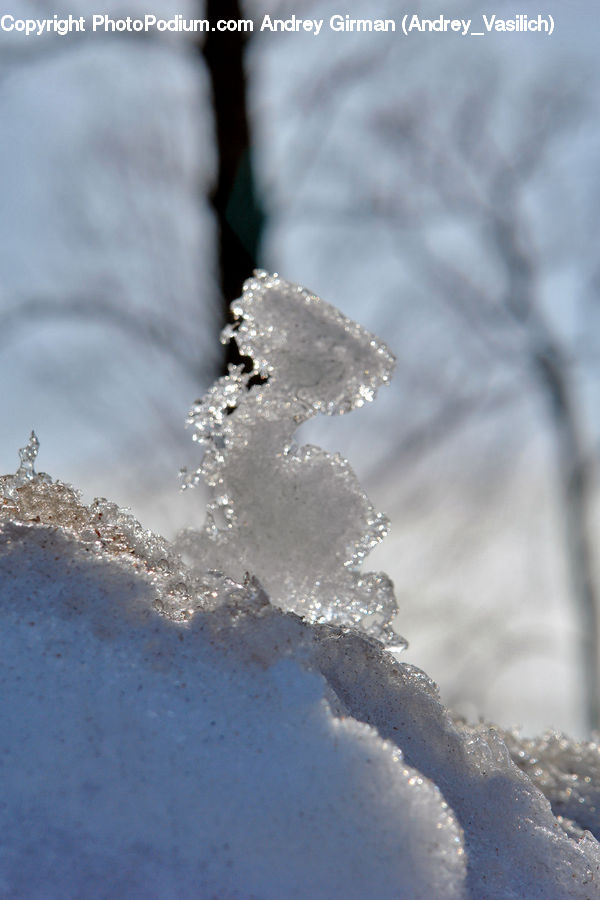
[1,0,599,737]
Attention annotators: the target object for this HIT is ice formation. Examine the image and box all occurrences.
[1,274,600,897]
[178,271,405,649]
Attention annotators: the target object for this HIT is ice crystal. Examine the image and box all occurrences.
[178,271,406,650]
[17,430,40,480]
[0,432,51,502]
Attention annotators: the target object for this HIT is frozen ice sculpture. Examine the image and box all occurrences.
[178,271,406,650]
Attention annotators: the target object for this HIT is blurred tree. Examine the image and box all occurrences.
[372,71,600,730]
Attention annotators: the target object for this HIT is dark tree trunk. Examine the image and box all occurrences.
[201,0,264,328]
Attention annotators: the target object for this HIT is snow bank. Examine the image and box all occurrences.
[1,275,599,897]
[0,516,465,898]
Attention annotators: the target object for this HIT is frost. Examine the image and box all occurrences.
[178,271,406,650]
[16,430,40,481]
[0,431,51,500]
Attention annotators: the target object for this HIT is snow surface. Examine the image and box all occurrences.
[1,276,600,897]
[1,479,599,896]
[0,521,468,899]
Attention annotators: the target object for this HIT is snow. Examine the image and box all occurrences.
[1,503,598,897]
[0,508,466,898]
[1,275,599,896]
